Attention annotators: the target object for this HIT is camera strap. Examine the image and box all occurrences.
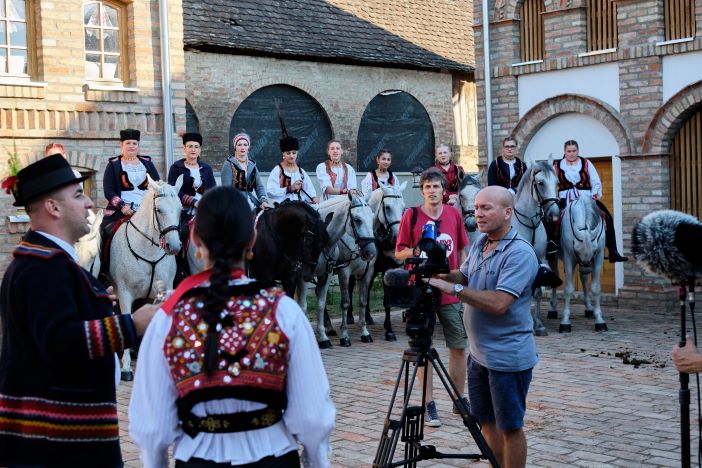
[408,206,441,248]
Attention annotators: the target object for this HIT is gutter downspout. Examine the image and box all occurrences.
[159,0,174,169]
[482,0,493,167]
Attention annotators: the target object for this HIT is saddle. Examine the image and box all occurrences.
[98,216,130,282]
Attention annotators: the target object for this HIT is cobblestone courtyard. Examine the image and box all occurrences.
[118,300,695,467]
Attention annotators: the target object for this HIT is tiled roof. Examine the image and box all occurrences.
[183,0,473,72]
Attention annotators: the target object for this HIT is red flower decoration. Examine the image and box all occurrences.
[1,175,17,195]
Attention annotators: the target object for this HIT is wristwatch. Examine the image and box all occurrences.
[453,283,464,297]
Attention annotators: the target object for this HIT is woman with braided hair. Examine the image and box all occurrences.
[129,186,335,467]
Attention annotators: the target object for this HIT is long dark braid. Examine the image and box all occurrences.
[193,186,254,376]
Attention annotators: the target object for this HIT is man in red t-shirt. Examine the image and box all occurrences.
[395,167,469,428]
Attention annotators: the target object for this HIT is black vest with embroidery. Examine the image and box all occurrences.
[555,158,592,192]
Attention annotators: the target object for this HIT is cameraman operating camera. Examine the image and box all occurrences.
[395,167,469,428]
[428,186,538,468]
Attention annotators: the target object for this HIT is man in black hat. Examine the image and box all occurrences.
[0,155,157,467]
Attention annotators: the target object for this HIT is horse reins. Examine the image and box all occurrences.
[124,191,180,299]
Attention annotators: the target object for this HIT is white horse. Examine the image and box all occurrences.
[334,183,407,344]
[511,160,560,336]
[109,175,183,379]
[75,209,103,276]
[455,171,483,249]
[302,194,377,348]
[551,196,607,333]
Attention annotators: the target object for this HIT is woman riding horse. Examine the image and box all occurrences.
[488,137,527,193]
[553,140,627,263]
[266,129,318,205]
[360,148,400,200]
[221,132,271,211]
[315,140,357,200]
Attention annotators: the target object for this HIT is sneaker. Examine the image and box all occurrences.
[452,396,470,415]
[425,400,442,427]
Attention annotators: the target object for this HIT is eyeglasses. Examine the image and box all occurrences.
[503,145,517,149]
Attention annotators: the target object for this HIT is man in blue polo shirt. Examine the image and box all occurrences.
[428,185,538,468]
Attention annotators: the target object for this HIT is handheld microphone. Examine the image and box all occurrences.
[384,268,410,287]
[632,210,702,283]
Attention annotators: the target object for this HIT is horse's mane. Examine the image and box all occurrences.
[515,160,552,197]
[459,173,482,190]
[281,199,321,220]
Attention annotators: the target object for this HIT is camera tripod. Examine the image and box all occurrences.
[373,335,499,467]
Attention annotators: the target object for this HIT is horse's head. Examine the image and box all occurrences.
[346,194,377,261]
[458,171,483,233]
[370,183,406,250]
[567,197,604,273]
[147,174,183,255]
[525,160,560,220]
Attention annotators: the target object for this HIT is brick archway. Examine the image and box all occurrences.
[512,94,636,156]
[643,80,702,154]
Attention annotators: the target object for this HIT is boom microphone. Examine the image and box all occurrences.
[632,210,702,283]
[384,268,410,287]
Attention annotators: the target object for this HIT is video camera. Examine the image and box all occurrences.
[384,221,450,348]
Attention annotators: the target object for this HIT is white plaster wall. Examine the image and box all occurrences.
[517,63,620,117]
[662,50,702,102]
[524,113,620,162]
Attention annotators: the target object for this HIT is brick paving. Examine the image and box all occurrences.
[119,301,697,467]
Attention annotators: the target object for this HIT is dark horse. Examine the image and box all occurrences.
[250,201,329,297]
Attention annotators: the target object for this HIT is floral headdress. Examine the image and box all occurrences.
[1,142,21,198]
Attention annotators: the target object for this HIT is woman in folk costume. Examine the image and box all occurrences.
[553,139,627,263]
[487,137,527,193]
[266,110,318,205]
[315,140,357,200]
[221,132,271,211]
[100,128,161,233]
[360,148,399,200]
[129,186,335,467]
[168,132,217,211]
[433,143,464,205]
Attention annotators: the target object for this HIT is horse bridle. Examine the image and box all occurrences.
[568,200,604,267]
[125,191,180,299]
[513,169,559,244]
[374,193,403,245]
[262,206,323,276]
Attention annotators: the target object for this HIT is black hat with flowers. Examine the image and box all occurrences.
[9,154,87,207]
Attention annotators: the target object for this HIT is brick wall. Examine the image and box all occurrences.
[184,52,469,170]
[0,0,186,276]
[474,0,702,305]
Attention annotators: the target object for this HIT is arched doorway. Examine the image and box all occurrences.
[670,106,702,219]
[356,91,435,172]
[229,85,332,171]
[185,100,200,133]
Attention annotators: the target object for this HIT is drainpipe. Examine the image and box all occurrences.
[482,0,494,166]
[159,0,174,169]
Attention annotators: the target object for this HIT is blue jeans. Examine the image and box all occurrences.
[467,356,532,430]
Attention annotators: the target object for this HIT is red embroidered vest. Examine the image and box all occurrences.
[325,160,348,189]
[278,164,304,188]
[554,158,592,193]
[370,170,395,191]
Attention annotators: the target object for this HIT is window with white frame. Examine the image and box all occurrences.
[0,0,29,75]
[83,1,125,83]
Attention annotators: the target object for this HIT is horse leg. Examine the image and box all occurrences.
[315,275,333,349]
[591,257,607,332]
[559,257,575,333]
[532,287,547,336]
[294,277,307,312]
[116,287,135,381]
[547,257,559,319]
[338,268,352,347]
[364,270,376,325]
[382,282,397,341]
[580,269,594,318]
[358,267,374,343]
[346,275,356,325]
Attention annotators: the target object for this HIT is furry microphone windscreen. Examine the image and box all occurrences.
[632,210,702,283]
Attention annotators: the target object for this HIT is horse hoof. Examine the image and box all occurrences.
[584,310,594,318]
[534,327,548,337]
[121,371,134,382]
[385,332,397,341]
[339,337,351,347]
[318,340,333,349]
[547,310,558,319]
[361,335,373,343]
[559,324,572,333]
[595,323,608,332]
[326,329,338,337]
